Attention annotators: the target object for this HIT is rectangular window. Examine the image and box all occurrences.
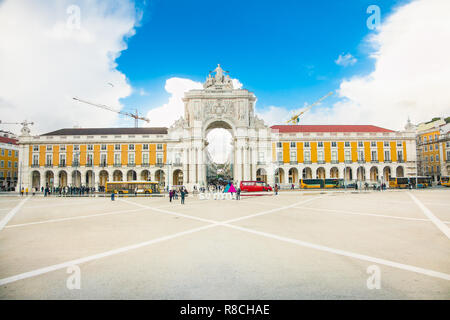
[384,141,389,147]
[142,153,149,164]
[424,146,427,152]
[128,153,135,165]
[358,150,364,161]
[397,141,402,147]
[385,150,390,161]
[33,155,39,165]
[14,162,18,168]
[276,151,283,162]
[8,161,11,168]
[115,144,121,151]
[87,144,93,151]
[143,144,149,150]
[157,144,163,151]
[276,142,282,148]
[318,141,323,148]
[436,154,439,162]
[371,141,376,147]
[59,154,66,166]
[331,150,337,161]
[345,150,351,161]
[73,153,79,165]
[8,150,12,157]
[129,144,135,151]
[60,145,66,151]
[46,154,52,165]
[33,145,39,152]
[430,155,434,162]
[397,150,403,161]
[86,154,93,165]
[344,141,350,147]
[430,145,433,151]
[331,141,337,148]
[447,151,450,160]
[1,149,3,156]
[317,151,324,161]
[74,145,79,151]
[100,154,107,165]
[304,151,311,162]
[371,150,377,161]
[358,141,363,148]
[114,153,121,165]
[290,151,297,160]
[304,142,310,148]
[156,153,163,164]
[101,144,107,151]
[290,142,296,148]
[46,145,52,151]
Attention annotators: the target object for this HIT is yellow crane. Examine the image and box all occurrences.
[73,97,150,128]
[286,91,333,124]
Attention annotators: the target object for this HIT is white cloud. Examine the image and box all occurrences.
[335,53,357,67]
[0,0,140,135]
[259,0,450,131]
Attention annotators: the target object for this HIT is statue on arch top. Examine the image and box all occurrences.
[204,64,234,89]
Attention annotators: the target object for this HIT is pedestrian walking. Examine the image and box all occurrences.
[274,184,278,195]
[25,187,28,196]
[180,189,185,204]
[169,189,173,202]
[32,187,36,196]
[236,187,241,200]
[21,188,24,196]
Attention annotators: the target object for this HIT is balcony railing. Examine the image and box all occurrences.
[290,161,298,165]
[397,159,404,163]
[156,163,164,167]
[128,163,136,167]
[331,160,339,164]
[86,163,93,167]
[31,163,40,168]
[371,160,379,163]
[45,163,53,168]
[358,160,365,164]
[141,163,150,167]
[384,160,392,163]
[173,162,182,167]
[257,161,266,165]
[277,161,284,165]
[72,162,80,167]
[100,162,108,167]
[317,160,325,164]
[304,160,312,164]
[58,163,66,168]
[344,160,352,164]
[114,163,122,167]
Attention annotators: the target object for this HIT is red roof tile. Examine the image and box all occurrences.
[270,125,394,133]
[0,136,18,144]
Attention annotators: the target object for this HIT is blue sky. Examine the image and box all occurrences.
[117,0,410,120]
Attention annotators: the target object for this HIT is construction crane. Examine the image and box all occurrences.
[0,120,34,126]
[73,97,150,128]
[286,91,334,124]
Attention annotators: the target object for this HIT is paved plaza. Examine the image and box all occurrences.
[0,189,449,299]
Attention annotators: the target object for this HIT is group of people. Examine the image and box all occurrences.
[169,188,188,204]
[20,185,97,197]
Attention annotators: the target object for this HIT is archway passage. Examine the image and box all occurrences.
[72,170,81,187]
[58,171,68,187]
[330,167,339,178]
[127,170,137,181]
[173,169,183,186]
[370,167,378,182]
[31,171,40,189]
[205,121,234,185]
[344,167,353,180]
[396,166,404,178]
[99,170,109,188]
[113,170,123,182]
[256,168,267,183]
[383,167,391,181]
[86,170,95,187]
[302,167,312,179]
[316,167,325,179]
[140,170,150,181]
[357,167,366,181]
[288,168,298,184]
[275,168,285,184]
[45,171,54,188]
[155,169,165,187]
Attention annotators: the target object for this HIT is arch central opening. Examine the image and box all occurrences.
[205,121,234,186]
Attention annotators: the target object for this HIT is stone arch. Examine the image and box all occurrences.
[396,166,404,178]
[316,167,326,179]
[288,168,298,184]
[256,168,267,183]
[58,170,68,187]
[357,167,366,181]
[302,167,312,179]
[155,169,165,186]
[370,167,378,182]
[113,170,123,182]
[275,168,285,184]
[31,170,40,189]
[99,170,109,187]
[383,166,391,181]
[330,167,339,178]
[173,169,184,186]
[86,170,95,187]
[140,169,150,181]
[127,170,137,181]
[344,167,353,180]
[45,170,54,187]
[72,170,82,187]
